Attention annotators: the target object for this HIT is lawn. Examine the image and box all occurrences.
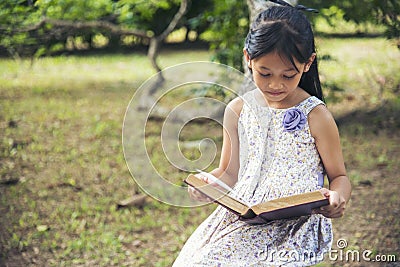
[1,38,399,266]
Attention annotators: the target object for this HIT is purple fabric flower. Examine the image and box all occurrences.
[282,108,306,132]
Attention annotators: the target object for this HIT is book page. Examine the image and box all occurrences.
[185,175,250,215]
[251,191,327,215]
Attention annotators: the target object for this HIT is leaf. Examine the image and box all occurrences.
[68,178,76,187]
[117,194,148,209]
[36,225,49,232]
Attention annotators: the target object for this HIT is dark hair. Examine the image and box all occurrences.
[245,6,324,102]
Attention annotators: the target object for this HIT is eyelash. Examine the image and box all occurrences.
[283,74,297,80]
[258,73,297,80]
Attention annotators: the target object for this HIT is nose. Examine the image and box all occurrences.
[268,79,283,90]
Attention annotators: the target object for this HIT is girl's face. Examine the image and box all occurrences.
[245,51,314,108]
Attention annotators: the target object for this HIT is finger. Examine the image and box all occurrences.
[319,204,346,218]
[311,209,318,214]
[319,188,330,197]
[188,186,197,196]
[329,191,340,204]
[328,199,345,212]
[316,208,330,217]
[315,205,334,216]
[320,204,339,215]
[195,173,209,183]
[188,187,202,200]
[319,204,333,213]
[331,202,346,217]
[188,187,214,202]
[326,209,345,218]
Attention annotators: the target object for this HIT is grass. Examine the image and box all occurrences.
[0,49,215,266]
[1,39,399,266]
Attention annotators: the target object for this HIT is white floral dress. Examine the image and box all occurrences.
[173,90,332,266]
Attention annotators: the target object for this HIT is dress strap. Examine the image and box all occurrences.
[300,96,325,115]
[240,90,257,108]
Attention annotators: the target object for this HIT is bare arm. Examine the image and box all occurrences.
[188,97,243,201]
[309,105,352,218]
[209,97,243,187]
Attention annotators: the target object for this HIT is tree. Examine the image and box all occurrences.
[301,0,399,43]
[199,0,249,71]
[373,0,399,42]
[0,0,193,58]
[138,0,189,110]
[0,0,38,60]
[198,0,297,72]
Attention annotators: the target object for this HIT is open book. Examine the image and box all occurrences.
[185,173,329,224]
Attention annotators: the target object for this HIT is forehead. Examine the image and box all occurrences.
[253,51,302,71]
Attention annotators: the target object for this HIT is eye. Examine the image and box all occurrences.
[258,72,271,78]
[283,74,297,80]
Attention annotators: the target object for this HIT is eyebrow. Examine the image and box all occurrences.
[259,66,298,72]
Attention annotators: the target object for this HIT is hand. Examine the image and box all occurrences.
[315,188,347,218]
[187,174,214,203]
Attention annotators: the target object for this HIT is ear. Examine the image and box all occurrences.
[243,48,252,68]
[304,53,316,73]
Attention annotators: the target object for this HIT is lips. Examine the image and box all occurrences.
[266,91,283,96]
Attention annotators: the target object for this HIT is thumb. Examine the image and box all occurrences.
[319,188,330,198]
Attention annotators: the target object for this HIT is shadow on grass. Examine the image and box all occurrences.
[336,98,400,135]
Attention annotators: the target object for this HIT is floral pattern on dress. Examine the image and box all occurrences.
[173,90,332,267]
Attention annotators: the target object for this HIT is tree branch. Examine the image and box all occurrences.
[157,0,189,42]
[7,17,151,40]
[146,0,190,90]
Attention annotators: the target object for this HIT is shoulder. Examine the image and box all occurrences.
[225,96,244,118]
[223,96,244,129]
[308,104,334,124]
[308,104,339,140]
[299,95,325,115]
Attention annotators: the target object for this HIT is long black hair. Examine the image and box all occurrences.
[245,6,324,102]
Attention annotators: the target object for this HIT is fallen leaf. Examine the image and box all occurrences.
[36,225,49,232]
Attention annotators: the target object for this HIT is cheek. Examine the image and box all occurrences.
[288,78,301,87]
[285,75,303,89]
[252,75,267,89]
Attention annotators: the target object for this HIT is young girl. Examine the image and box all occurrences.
[173,3,351,266]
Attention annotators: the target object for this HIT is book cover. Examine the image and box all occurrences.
[185,174,329,224]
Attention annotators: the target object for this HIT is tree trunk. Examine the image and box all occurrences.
[246,0,298,22]
[138,0,189,111]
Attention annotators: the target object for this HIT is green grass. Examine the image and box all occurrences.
[1,40,399,266]
[316,37,400,114]
[0,49,215,266]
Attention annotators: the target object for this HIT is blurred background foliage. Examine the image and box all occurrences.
[0,0,399,70]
